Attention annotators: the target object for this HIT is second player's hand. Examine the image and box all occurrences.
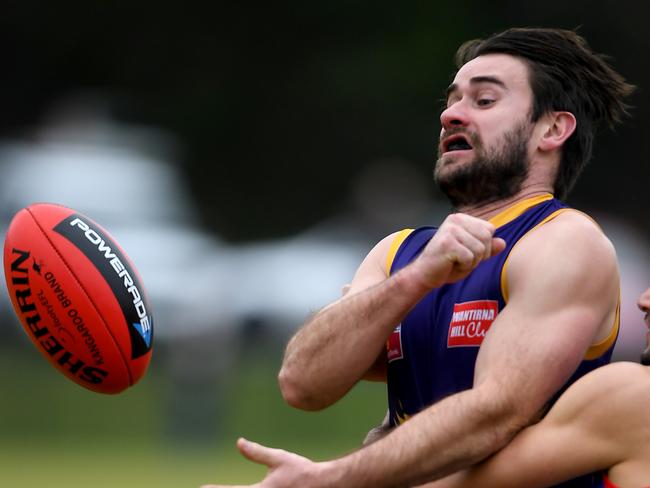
[410,213,506,289]
[200,438,326,488]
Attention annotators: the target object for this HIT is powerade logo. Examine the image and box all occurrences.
[54,214,153,359]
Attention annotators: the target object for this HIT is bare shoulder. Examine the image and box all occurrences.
[596,362,650,411]
[546,362,650,426]
[565,361,650,401]
[547,362,650,462]
[543,210,615,248]
[506,209,619,301]
[512,210,617,267]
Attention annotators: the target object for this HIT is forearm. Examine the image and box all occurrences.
[279,267,430,410]
[279,215,505,411]
[323,388,524,487]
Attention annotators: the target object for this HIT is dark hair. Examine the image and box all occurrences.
[454,27,635,199]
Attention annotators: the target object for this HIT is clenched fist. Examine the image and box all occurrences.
[409,213,506,289]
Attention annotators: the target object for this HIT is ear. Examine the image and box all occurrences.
[538,111,577,152]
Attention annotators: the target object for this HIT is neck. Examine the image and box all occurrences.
[456,184,554,220]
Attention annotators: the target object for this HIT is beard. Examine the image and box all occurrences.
[434,122,533,209]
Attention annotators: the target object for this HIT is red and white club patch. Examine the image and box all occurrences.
[387,325,404,362]
[447,300,499,348]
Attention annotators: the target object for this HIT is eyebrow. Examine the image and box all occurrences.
[445,75,507,99]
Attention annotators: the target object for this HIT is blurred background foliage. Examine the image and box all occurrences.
[2,1,648,240]
[1,1,649,487]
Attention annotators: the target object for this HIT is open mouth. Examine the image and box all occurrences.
[443,134,473,153]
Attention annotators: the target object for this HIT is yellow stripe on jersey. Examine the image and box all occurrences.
[394,399,411,425]
[489,193,554,229]
[386,229,414,276]
[500,207,619,361]
[584,299,620,360]
[500,208,573,302]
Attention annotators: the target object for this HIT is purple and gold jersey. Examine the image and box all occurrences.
[386,194,619,488]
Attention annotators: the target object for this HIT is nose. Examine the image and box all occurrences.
[440,101,470,131]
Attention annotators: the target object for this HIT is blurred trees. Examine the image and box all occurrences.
[1,1,647,241]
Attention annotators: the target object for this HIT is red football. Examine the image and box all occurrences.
[3,203,153,394]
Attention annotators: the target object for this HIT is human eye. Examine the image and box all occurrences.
[476,97,495,107]
[475,90,497,107]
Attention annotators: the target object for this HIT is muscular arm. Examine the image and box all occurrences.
[418,362,649,488]
[279,240,426,409]
[202,213,622,488]
[279,215,504,410]
[200,364,646,488]
[317,212,620,486]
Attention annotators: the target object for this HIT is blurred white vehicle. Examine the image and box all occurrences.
[0,146,234,338]
[0,109,366,344]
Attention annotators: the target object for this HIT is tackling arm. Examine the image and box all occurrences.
[199,362,641,488]
[200,213,622,488]
[417,362,648,488]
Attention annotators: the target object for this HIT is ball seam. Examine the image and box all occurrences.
[26,206,134,387]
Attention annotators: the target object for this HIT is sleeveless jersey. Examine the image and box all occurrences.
[386,194,619,488]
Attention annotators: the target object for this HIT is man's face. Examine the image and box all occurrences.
[434,54,536,208]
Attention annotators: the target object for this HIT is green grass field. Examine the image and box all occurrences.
[0,339,386,487]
